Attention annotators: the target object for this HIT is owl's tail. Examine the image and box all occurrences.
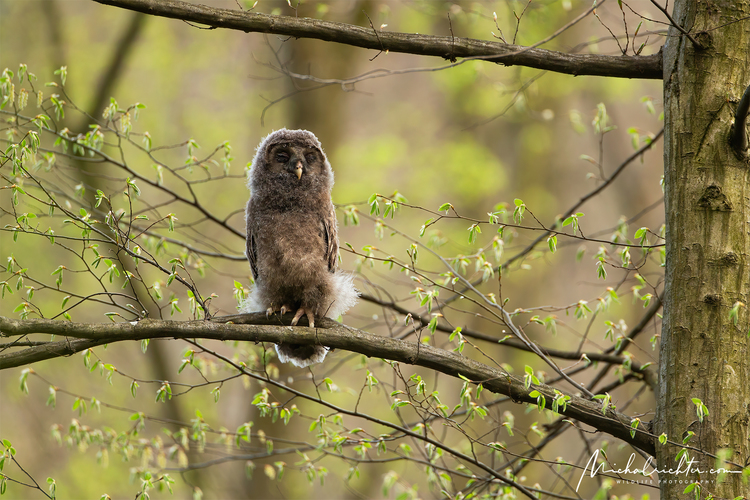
[274,272,357,367]
[239,272,358,367]
[326,271,359,319]
[238,285,266,316]
[275,343,328,368]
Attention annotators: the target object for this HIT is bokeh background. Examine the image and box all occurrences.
[1,0,665,498]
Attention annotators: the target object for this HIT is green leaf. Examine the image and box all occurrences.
[53,66,67,85]
[547,235,557,253]
[467,224,481,244]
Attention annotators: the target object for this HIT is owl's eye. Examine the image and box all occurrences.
[275,152,290,163]
[305,153,317,163]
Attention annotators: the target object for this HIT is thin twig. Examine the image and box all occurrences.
[512,0,533,45]
[649,0,700,47]
[363,11,385,61]
[447,12,456,62]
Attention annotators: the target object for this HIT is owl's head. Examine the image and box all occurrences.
[248,129,334,194]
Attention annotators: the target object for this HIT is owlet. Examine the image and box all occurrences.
[242,129,358,367]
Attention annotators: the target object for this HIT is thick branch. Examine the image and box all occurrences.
[0,314,655,455]
[93,0,662,79]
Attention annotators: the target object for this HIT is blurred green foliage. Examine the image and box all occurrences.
[0,0,666,498]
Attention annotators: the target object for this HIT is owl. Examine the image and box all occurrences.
[242,129,358,367]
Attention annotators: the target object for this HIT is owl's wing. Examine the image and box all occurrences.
[245,199,259,280]
[246,228,259,281]
[245,218,258,280]
[323,203,338,273]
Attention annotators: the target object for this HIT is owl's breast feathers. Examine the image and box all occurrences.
[246,197,340,315]
[249,197,334,261]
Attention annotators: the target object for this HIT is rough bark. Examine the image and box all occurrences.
[659,0,750,496]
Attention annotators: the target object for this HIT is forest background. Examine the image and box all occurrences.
[1,0,669,498]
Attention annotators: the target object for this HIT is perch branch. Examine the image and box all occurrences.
[0,314,655,455]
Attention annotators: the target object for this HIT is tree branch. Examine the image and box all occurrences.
[0,314,655,455]
[92,0,663,79]
[359,292,658,390]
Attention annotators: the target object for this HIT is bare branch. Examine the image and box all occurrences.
[649,0,700,47]
[502,128,665,271]
[92,0,662,79]
[358,292,658,390]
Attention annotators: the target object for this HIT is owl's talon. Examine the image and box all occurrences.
[291,308,304,326]
[266,307,274,317]
[280,305,289,315]
[306,310,315,328]
[291,307,315,327]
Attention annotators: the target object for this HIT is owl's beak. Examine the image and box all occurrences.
[294,163,303,180]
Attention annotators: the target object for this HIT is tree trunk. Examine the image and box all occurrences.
[659,0,750,497]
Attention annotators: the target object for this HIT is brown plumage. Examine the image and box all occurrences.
[242,129,358,367]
